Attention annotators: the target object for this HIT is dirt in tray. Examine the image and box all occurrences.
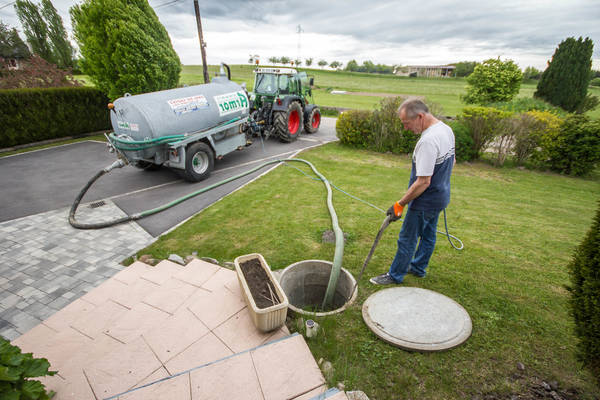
[239,258,280,309]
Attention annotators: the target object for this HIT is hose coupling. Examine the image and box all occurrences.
[103,159,126,173]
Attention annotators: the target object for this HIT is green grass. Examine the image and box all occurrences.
[136,143,600,399]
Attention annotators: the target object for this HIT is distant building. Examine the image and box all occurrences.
[394,65,455,78]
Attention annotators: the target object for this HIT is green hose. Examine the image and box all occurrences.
[69,157,344,309]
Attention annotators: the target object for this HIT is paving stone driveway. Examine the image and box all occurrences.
[0,200,154,340]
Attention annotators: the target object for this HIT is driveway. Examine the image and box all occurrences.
[0,117,338,236]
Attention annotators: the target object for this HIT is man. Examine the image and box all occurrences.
[370,98,455,285]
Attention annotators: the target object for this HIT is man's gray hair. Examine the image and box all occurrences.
[398,98,429,119]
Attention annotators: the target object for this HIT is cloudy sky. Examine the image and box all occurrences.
[1,0,599,70]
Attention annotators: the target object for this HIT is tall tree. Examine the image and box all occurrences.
[14,0,54,63]
[40,0,74,68]
[0,21,31,59]
[462,58,522,104]
[70,0,181,99]
[535,37,596,113]
[304,57,313,66]
[454,61,478,77]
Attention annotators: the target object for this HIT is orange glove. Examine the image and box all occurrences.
[387,201,404,221]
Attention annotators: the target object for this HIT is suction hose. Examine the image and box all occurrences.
[69,157,344,309]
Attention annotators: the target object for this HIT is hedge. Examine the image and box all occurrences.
[0,87,111,148]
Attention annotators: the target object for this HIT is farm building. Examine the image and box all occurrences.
[395,65,456,78]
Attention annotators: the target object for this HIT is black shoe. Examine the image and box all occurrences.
[369,273,399,285]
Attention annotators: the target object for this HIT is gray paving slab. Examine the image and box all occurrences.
[0,200,154,340]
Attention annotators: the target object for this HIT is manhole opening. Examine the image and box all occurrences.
[89,200,106,209]
[279,260,356,316]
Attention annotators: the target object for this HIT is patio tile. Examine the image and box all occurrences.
[42,298,95,333]
[121,369,190,400]
[142,278,197,314]
[104,302,170,344]
[290,385,328,400]
[80,278,128,306]
[201,268,238,292]
[143,307,209,364]
[58,334,124,375]
[174,259,219,287]
[110,278,159,309]
[164,332,232,375]
[42,369,95,400]
[84,336,161,400]
[112,261,153,285]
[71,300,129,339]
[251,334,325,400]
[11,323,59,356]
[189,352,263,400]
[186,285,246,330]
[213,309,285,353]
[140,260,184,285]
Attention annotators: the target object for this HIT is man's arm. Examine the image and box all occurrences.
[398,175,431,207]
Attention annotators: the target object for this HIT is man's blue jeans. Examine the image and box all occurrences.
[388,207,441,283]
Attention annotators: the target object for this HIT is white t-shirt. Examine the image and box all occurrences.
[413,121,455,176]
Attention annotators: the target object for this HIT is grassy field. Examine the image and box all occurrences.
[75,65,600,118]
[178,64,600,118]
[135,142,600,399]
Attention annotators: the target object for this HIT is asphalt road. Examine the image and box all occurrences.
[0,117,338,237]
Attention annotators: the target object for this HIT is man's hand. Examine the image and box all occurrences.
[387,201,404,222]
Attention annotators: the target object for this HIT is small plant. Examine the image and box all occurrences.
[0,337,56,399]
[568,201,600,384]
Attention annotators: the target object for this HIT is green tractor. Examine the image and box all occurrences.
[249,67,321,142]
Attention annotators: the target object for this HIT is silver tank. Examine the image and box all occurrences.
[110,76,249,140]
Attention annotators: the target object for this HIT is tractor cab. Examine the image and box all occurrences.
[249,67,320,143]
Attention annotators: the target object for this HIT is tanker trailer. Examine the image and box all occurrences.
[106,67,250,182]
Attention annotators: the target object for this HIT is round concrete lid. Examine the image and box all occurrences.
[362,287,472,351]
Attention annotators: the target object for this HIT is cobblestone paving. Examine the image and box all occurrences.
[0,200,154,340]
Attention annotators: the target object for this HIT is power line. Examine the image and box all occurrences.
[153,0,182,10]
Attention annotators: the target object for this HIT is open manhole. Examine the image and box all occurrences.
[278,260,357,317]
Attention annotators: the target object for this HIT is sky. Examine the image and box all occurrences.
[1,0,599,71]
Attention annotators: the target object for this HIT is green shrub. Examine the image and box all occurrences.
[520,111,563,166]
[335,109,372,147]
[590,77,600,87]
[568,201,600,383]
[0,337,56,399]
[462,58,522,105]
[488,97,564,115]
[447,120,477,162]
[0,87,110,148]
[536,114,600,176]
[369,97,418,154]
[458,106,512,158]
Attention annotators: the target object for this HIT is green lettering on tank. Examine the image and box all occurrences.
[237,92,248,108]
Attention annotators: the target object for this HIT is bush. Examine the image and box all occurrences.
[591,77,600,87]
[0,337,56,399]
[515,111,562,166]
[458,106,512,158]
[568,201,600,383]
[487,97,564,115]
[447,120,476,162]
[335,110,372,147]
[462,58,523,105]
[535,114,600,176]
[0,87,110,147]
[369,97,418,154]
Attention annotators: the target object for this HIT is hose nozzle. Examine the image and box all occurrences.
[103,159,125,173]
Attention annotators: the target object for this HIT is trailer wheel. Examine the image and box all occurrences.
[182,142,214,182]
[303,107,321,134]
[274,101,303,142]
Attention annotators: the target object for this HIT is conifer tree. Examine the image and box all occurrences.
[14,0,54,63]
[535,37,596,113]
[568,201,600,383]
[70,0,181,99]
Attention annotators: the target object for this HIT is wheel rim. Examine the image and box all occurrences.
[312,112,320,129]
[192,151,209,174]
[288,110,300,134]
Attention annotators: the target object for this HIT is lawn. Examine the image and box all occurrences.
[135,142,600,399]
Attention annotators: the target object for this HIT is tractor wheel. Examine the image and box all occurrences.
[274,101,303,142]
[303,107,321,134]
[181,142,214,182]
